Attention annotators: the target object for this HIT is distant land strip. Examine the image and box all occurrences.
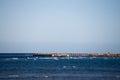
[33,52,120,57]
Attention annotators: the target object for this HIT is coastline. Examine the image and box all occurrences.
[33,52,120,57]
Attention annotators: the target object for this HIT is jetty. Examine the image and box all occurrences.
[33,52,120,57]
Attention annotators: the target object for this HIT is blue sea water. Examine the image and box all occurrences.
[0,53,120,80]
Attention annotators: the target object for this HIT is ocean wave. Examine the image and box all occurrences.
[4,58,19,60]
[27,57,57,60]
[25,57,92,60]
[3,57,117,61]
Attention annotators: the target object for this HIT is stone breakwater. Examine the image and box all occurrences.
[33,52,120,57]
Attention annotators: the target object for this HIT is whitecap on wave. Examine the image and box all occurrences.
[39,57,53,60]
[27,57,56,60]
[5,58,19,60]
[65,57,87,59]
[12,58,19,60]
[27,57,38,60]
[26,57,91,60]
[53,57,59,60]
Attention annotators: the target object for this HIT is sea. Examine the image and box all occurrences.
[0,53,120,80]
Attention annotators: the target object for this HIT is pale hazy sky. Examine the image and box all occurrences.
[0,0,120,53]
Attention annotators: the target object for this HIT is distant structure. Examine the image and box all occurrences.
[33,52,120,57]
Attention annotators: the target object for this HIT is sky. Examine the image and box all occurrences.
[0,0,120,53]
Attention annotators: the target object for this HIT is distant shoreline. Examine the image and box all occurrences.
[33,52,120,57]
